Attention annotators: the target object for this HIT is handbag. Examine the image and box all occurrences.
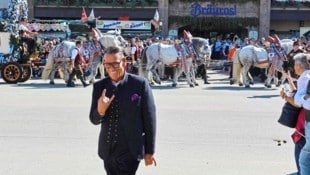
[278,102,301,128]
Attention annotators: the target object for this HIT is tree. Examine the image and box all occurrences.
[4,0,28,35]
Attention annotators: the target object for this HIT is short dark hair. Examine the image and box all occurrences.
[21,17,27,22]
[76,40,82,45]
[105,46,122,55]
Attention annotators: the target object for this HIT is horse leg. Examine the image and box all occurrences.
[200,63,210,84]
[265,64,275,88]
[231,61,242,85]
[183,63,194,87]
[151,65,161,85]
[247,71,254,85]
[191,65,199,86]
[172,66,182,87]
[157,63,165,80]
[242,64,251,88]
[49,62,60,85]
[63,62,70,83]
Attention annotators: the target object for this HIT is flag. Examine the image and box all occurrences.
[151,9,160,29]
[81,7,87,21]
[153,9,159,22]
[88,8,95,20]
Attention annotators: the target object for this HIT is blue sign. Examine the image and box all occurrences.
[190,2,237,17]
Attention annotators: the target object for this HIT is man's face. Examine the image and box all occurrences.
[103,52,126,82]
[294,62,302,76]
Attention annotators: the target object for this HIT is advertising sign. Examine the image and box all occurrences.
[97,20,152,30]
[190,2,237,17]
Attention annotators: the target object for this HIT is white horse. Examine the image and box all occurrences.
[279,39,294,55]
[232,44,285,88]
[42,34,128,84]
[140,39,198,87]
[191,37,213,84]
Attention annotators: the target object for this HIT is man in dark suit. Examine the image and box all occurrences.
[89,46,157,175]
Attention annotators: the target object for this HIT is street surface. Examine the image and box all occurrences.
[0,70,298,175]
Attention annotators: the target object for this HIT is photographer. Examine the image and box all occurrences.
[286,41,304,78]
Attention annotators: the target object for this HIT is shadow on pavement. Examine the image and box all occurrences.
[247,94,280,99]
[16,82,72,89]
[204,85,278,91]
[286,172,297,175]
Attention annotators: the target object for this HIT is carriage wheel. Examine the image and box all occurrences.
[19,65,32,82]
[1,62,22,84]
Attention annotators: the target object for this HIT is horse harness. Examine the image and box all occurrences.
[157,42,194,68]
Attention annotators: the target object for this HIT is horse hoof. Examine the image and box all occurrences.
[250,82,254,85]
[49,81,55,85]
[195,83,199,86]
[230,80,234,85]
[266,85,272,88]
[245,85,250,88]
[172,83,177,87]
[190,84,194,88]
[238,83,243,86]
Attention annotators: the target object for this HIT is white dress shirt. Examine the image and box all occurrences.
[294,69,310,109]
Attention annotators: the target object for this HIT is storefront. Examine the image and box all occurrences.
[33,7,157,39]
[168,1,259,40]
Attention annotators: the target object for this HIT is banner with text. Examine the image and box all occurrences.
[96,20,152,30]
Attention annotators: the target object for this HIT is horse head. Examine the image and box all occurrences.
[114,35,128,48]
[192,37,213,63]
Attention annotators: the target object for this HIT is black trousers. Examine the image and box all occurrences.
[103,142,140,175]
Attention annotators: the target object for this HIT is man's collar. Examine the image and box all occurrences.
[111,72,128,86]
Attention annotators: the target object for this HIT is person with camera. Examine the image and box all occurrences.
[280,68,305,175]
[290,53,310,175]
[286,41,304,78]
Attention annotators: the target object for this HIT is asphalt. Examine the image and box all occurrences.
[0,70,299,175]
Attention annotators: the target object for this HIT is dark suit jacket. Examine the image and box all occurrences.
[89,72,156,160]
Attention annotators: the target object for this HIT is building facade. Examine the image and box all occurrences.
[18,0,310,39]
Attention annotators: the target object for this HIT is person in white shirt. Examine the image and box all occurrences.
[291,53,310,175]
[67,40,90,87]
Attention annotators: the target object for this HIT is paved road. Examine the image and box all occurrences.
[0,70,297,175]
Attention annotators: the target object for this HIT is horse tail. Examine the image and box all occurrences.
[41,52,54,80]
[141,46,148,65]
[234,48,242,67]
[139,46,148,77]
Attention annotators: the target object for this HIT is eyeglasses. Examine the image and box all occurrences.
[104,61,122,69]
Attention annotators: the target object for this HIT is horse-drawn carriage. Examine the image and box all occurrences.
[0,31,49,83]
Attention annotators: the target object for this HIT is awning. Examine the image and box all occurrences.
[34,7,156,20]
[271,10,310,21]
